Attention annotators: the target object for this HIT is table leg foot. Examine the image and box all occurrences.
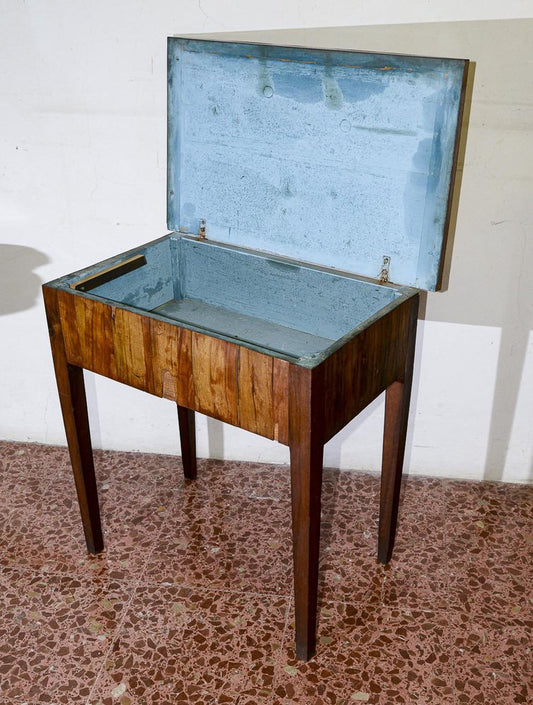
[378,298,418,564]
[378,380,409,564]
[43,287,104,555]
[289,366,324,661]
[290,437,323,661]
[177,405,197,480]
[64,364,104,555]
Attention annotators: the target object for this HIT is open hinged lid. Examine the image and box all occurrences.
[167,37,468,291]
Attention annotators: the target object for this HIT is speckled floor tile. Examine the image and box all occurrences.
[0,566,129,639]
[0,572,110,702]
[0,441,531,705]
[0,447,56,504]
[0,444,70,558]
[272,604,454,704]
[1,630,107,704]
[0,565,132,703]
[306,469,383,607]
[448,562,531,624]
[321,467,380,509]
[444,481,532,622]
[444,480,532,560]
[0,486,161,582]
[0,446,183,582]
[451,615,532,704]
[380,527,449,612]
[377,477,449,611]
[142,492,294,594]
[189,458,293,503]
[88,586,288,704]
[318,516,385,607]
[320,549,385,610]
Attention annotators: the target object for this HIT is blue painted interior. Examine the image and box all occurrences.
[56,238,174,310]
[176,237,399,341]
[53,235,409,363]
[167,38,466,290]
[152,297,335,358]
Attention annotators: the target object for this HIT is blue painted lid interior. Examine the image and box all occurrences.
[167,38,466,290]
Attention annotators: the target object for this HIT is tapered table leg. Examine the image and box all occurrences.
[177,405,197,480]
[289,365,324,661]
[43,287,104,555]
[378,296,419,564]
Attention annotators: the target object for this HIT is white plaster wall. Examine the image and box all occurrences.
[1,2,532,484]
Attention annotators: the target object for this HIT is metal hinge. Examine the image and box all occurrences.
[379,256,391,283]
[198,218,207,239]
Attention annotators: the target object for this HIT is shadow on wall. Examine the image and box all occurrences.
[413,20,533,484]
[0,245,50,315]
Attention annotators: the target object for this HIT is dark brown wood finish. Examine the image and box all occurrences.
[378,295,419,563]
[43,38,468,662]
[321,297,417,444]
[288,364,325,662]
[273,357,290,445]
[43,286,104,554]
[55,290,290,443]
[435,59,471,291]
[71,254,147,292]
[45,283,420,661]
[177,405,197,480]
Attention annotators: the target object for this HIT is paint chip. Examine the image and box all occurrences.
[351,692,370,701]
[284,665,298,676]
[111,682,127,699]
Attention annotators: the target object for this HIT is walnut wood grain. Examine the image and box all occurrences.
[177,405,197,480]
[237,346,274,438]
[43,286,104,555]
[435,59,470,291]
[288,363,325,662]
[273,357,290,444]
[113,307,154,392]
[56,290,289,442]
[191,332,240,426]
[58,293,117,380]
[378,295,419,563]
[151,319,195,406]
[320,297,417,444]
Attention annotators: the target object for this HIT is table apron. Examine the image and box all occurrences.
[55,290,416,447]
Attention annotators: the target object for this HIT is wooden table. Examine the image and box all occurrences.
[44,277,418,661]
[43,37,467,661]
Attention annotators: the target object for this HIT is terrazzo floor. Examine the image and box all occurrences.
[0,440,531,704]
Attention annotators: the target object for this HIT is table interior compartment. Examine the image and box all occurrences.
[71,235,402,359]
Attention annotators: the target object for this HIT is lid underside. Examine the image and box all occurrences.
[167,38,466,290]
